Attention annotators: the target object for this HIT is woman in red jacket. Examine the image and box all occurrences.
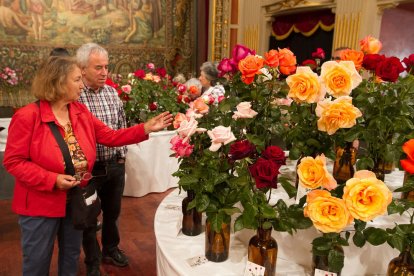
[3,56,172,276]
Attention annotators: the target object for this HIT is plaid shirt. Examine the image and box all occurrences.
[78,84,127,162]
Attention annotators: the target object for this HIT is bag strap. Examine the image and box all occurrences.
[35,100,75,175]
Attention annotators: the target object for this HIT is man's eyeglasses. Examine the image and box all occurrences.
[74,171,107,181]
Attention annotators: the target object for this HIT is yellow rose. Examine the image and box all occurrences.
[286,66,325,103]
[304,190,353,233]
[360,35,382,54]
[343,177,392,221]
[320,61,362,98]
[316,96,362,135]
[297,154,337,190]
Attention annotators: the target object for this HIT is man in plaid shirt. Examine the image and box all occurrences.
[77,43,129,276]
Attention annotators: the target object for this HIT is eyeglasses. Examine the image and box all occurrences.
[331,56,341,61]
[74,171,107,181]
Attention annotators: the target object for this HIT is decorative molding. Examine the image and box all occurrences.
[377,0,400,14]
[211,0,231,61]
[261,0,335,16]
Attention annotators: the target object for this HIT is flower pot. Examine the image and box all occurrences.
[311,244,344,276]
[248,227,277,276]
[387,247,414,275]
[333,142,356,184]
[181,190,202,236]
[205,218,230,262]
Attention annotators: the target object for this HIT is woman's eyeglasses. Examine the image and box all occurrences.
[74,171,107,181]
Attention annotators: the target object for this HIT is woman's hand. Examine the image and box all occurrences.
[56,174,80,190]
[143,112,173,134]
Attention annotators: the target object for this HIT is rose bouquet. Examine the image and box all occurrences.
[297,154,392,273]
[336,36,414,178]
[0,66,25,107]
[117,63,187,124]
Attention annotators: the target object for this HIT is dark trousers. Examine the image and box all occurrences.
[82,161,125,266]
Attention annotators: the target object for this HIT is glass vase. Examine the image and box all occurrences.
[181,190,202,236]
[333,142,356,184]
[387,247,414,275]
[311,245,344,276]
[205,218,230,262]
[372,159,386,181]
[248,227,277,276]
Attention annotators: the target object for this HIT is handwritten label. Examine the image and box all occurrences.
[186,255,209,267]
[314,268,337,276]
[244,261,265,276]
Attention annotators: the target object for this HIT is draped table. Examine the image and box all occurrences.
[155,160,406,276]
[123,130,179,197]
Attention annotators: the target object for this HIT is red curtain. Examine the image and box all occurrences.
[272,9,335,40]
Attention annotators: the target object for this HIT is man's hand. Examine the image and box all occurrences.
[143,112,173,134]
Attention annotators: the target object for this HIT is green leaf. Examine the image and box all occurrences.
[352,231,366,247]
[364,227,389,245]
[278,177,297,198]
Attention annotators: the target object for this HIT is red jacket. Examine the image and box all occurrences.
[3,100,148,217]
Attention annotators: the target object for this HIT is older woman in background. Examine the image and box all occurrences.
[198,61,225,104]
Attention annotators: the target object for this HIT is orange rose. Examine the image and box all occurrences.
[264,49,279,68]
[320,61,362,98]
[340,49,364,70]
[401,139,414,174]
[315,96,362,135]
[304,190,353,233]
[278,48,297,75]
[286,66,325,103]
[193,97,209,114]
[360,35,382,54]
[238,55,264,84]
[173,112,187,129]
[297,154,337,190]
[343,176,392,221]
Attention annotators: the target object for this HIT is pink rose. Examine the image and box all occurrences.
[312,48,325,59]
[177,117,199,141]
[173,113,187,129]
[207,126,237,152]
[177,84,187,94]
[217,95,225,103]
[218,57,237,77]
[121,85,131,94]
[231,44,255,64]
[232,102,258,119]
[170,135,194,158]
[147,63,155,70]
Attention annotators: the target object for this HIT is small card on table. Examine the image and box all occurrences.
[314,268,337,276]
[186,255,209,267]
[244,261,265,276]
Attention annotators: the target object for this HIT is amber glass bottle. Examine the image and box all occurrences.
[205,219,230,262]
[387,247,414,276]
[333,142,356,184]
[181,190,202,236]
[248,227,277,276]
[311,245,343,276]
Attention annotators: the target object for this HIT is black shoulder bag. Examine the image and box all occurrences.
[48,121,101,230]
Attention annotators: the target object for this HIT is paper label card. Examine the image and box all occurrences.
[314,268,337,276]
[244,261,265,276]
[165,204,181,211]
[186,255,209,268]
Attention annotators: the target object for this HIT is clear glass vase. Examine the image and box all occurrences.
[248,227,277,276]
[181,190,202,236]
[205,218,230,262]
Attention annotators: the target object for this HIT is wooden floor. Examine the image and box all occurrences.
[0,188,174,276]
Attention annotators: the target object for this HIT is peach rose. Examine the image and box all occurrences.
[360,35,382,54]
[207,126,237,152]
[316,96,362,135]
[286,66,325,103]
[343,177,392,221]
[353,170,376,179]
[238,55,264,85]
[297,154,337,190]
[320,61,362,98]
[264,49,280,68]
[192,98,209,114]
[173,112,187,129]
[304,190,353,233]
[232,102,258,119]
[278,48,297,75]
[340,49,364,71]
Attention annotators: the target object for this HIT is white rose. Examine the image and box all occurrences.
[232,102,258,119]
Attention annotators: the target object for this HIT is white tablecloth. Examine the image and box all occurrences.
[0,118,12,152]
[123,130,179,197]
[155,167,406,276]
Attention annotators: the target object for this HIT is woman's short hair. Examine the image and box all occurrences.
[49,47,70,57]
[32,56,79,102]
[200,61,219,85]
[76,43,108,68]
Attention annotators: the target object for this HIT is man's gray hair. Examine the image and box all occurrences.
[200,61,219,85]
[76,43,108,68]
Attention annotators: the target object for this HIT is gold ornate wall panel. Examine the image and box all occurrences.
[210,0,230,61]
[0,0,195,106]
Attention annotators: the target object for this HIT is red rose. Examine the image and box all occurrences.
[261,145,286,166]
[134,69,146,79]
[156,67,167,78]
[403,54,414,74]
[301,59,317,70]
[228,140,256,160]
[149,102,157,111]
[362,54,385,72]
[311,48,325,59]
[218,58,237,77]
[375,56,404,82]
[176,94,183,103]
[248,158,281,189]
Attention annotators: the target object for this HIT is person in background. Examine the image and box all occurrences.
[76,43,145,276]
[50,47,70,57]
[184,77,202,101]
[332,46,350,61]
[198,61,225,104]
[3,56,172,276]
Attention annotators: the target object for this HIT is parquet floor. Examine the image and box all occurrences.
[0,188,174,276]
